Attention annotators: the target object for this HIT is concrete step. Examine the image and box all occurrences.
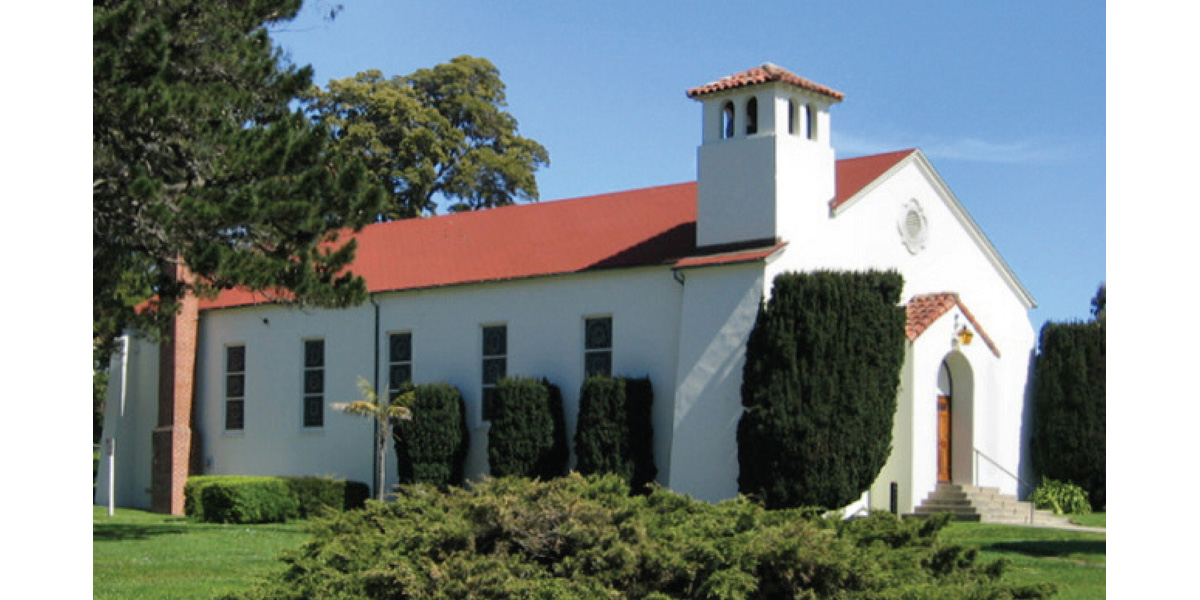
[913,483,1068,526]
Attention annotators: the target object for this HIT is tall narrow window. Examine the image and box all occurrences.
[481,325,507,420]
[788,99,797,135]
[303,339,324,428]
[722,102,735,139]
[584,317,613,377]
[806,104,817,140]
[225,345,245,431]
[745,97,758,135]
[388,332,413,400]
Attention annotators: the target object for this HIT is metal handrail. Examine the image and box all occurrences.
[973,448,1036,524]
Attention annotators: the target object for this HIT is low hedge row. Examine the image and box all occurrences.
[185,475,369,523]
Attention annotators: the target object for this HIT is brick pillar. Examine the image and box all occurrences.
[151,265,200,515]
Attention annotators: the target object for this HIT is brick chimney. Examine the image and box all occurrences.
[150,264,201,515]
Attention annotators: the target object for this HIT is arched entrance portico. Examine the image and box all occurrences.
[936,352,974,485]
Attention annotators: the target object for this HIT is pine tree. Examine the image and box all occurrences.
[94,0,386,367]
[738,271,906,509]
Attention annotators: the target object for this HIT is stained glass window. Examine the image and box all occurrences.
[585,317,612,377]
[481,325,506,420]
[225,345,245,431]
[303,339,324,428]
[388,332,413,400]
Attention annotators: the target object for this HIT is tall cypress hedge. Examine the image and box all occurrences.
[1031,320,1106,509]
[738,270,906,510]
[488,377,568,479]
[574,376,657,492]
[393,383,469,487]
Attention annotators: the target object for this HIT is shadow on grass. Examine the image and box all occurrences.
[986,540,1106,560]
[93,523,190,542]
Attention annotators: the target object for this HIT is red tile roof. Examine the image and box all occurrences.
[686,63,845,101]
[200,152,907,311]
[905,292,1000,357]
[831,149,916,211]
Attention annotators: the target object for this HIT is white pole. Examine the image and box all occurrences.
[106,437,115,517]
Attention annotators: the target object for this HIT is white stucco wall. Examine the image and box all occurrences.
[667,262,765,502]
[190,265,686,497]
[94,336,159,510]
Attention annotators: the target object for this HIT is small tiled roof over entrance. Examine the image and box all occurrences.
[686,63,845,101]
[906,292,1000,357]
[199,151,910,311]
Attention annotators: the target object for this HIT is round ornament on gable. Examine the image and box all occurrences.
[898,199,929,254]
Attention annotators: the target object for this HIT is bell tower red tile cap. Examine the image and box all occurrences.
[686,63,844,101]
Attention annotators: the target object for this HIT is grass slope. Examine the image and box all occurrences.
[93,506,309,600]
[942,516,1105,600]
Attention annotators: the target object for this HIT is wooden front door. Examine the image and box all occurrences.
[937,395,952,482]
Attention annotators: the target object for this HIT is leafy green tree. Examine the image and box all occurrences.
[305,56,550,218]
[738,270,906,510]
[94,0,386,369]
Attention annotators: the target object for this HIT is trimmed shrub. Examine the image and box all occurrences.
[1030,478,1092,516]
[223,474,1053,600]
[186,475,369,523]
[393,382,469,487]
[488,377,563,478]
[1031,319,1106,509]
[574,376,656,492]
[738,270,906,510]
[195,477,299,524]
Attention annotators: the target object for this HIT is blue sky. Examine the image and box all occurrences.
[268,0,1105,334]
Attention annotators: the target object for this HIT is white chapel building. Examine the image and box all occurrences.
[97,64,1037,516]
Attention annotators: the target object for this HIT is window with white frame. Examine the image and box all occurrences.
[225,345,245,431]
[481,325,506,420]
[584,316,612,377]
[303,339,324,428]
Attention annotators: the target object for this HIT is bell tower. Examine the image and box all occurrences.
[687,64,843,250]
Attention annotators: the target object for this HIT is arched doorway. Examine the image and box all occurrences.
[936,352,974,484]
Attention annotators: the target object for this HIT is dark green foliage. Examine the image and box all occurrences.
[1031,318,1106,509]
[393,383,469,487]
[738,270,907,510]
[537,379,571,479]
[488,377,568,479]
[93,0,386,368]
[626,377,659,490]
[185,475,369,523]
[574,376,657,492]
[223,474,1051,600]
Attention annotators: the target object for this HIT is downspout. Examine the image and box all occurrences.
[370,295,381,499]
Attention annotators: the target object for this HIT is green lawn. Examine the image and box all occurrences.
[93,506,310,600]
[95,506,1105,599]
[942,515,1106,600]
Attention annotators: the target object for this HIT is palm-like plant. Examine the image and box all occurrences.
[332,377,414,501]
